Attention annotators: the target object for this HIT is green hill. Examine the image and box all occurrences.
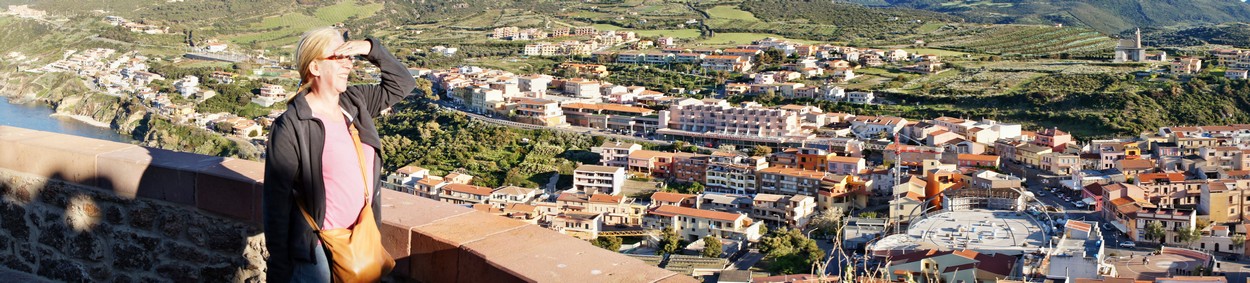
[878,0,1250,35]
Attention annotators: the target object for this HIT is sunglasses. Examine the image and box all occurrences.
[322,54,356,61]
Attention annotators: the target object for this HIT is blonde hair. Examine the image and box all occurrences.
[292,27,343,101]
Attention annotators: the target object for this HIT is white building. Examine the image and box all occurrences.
[573,165,625,195]
[846,91,874,104]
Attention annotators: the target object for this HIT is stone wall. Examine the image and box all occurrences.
[0,169,265,282]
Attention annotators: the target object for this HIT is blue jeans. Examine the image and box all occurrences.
[292,242,330,283]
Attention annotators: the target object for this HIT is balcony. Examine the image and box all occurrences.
[0,126,694,282]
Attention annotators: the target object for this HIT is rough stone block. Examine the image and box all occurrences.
[0,202,30,242]
[36,258,88,283]
[127,202,157,231]
[408,212,529,283]
[155,263,200,282]
[68,232,104,261]
[112,242,154,271]
[157,212,186,239]
[162,241,211,264]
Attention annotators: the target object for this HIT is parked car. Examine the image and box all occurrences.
[1118,241,1136,248]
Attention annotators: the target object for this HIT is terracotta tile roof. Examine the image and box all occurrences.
[504,203,536,213]
[1066,220,1092,232]
[1200,126,1236,132]
[558,193,589,203]
[827,155,862,164]
[561,102,654,115]
[443,183,495,196]
[588,193,623,204]
[753,194,785,202]
[629,150,675,160]
[650,205,743,222]
[600,140,639,149]
[958,154,1000,162]
[575,164,623,174]
[758,166,828,179]
[950,250,1016,276]
[1083,183,1104,196]
[396,165,427,175]
[703,55,744,60]
[493,186,536,196]
[417,176,444,186]
[651,192,696,204]
[1138,172,1185,183]
[1119,159,1156,170]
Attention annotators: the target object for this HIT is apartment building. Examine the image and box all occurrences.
[848,115,907,138]
[671,153,710,184]
[510,97,566,127]
[488,186,540,208]
[705,152,770,195]
[651,191,698,208]
[1035,127,1073,152]
[440,183,494,205]
[825,155,866,176]
[573,165,625,195]
[756,166,833,196]
[643,205,762,242]
[1199,180,1250,223]
[598,141,642,168]
[1134,208,1196,245]
[560,102,663,134]
[700,55,752,72]
[750,194,817,229]
[664,98,808,144]
[586,194,645,226]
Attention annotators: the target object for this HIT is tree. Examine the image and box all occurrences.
[1144,220,1166,245]
[415,78,437,101]
[1177,226,1202,248]
[858,211,879,218]
[657,228,682,255]
[1233,234,1246,252]
[808,208,845,237]
[759,224,769,236]
[757,228,825,275]
[702,236,723,258]
[593,236,622,252]
[753,145,773,157]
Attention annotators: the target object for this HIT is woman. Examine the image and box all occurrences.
[263,27,416,282]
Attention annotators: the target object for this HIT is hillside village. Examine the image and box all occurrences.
[7,1,1250,282]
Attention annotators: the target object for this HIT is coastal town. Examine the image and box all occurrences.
[5,1,1250,282]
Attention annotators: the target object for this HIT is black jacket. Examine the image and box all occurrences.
[263,37,416,282]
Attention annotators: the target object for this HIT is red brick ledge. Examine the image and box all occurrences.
[0,126,696,282]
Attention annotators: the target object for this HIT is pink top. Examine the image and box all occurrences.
[315,112,376,230]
